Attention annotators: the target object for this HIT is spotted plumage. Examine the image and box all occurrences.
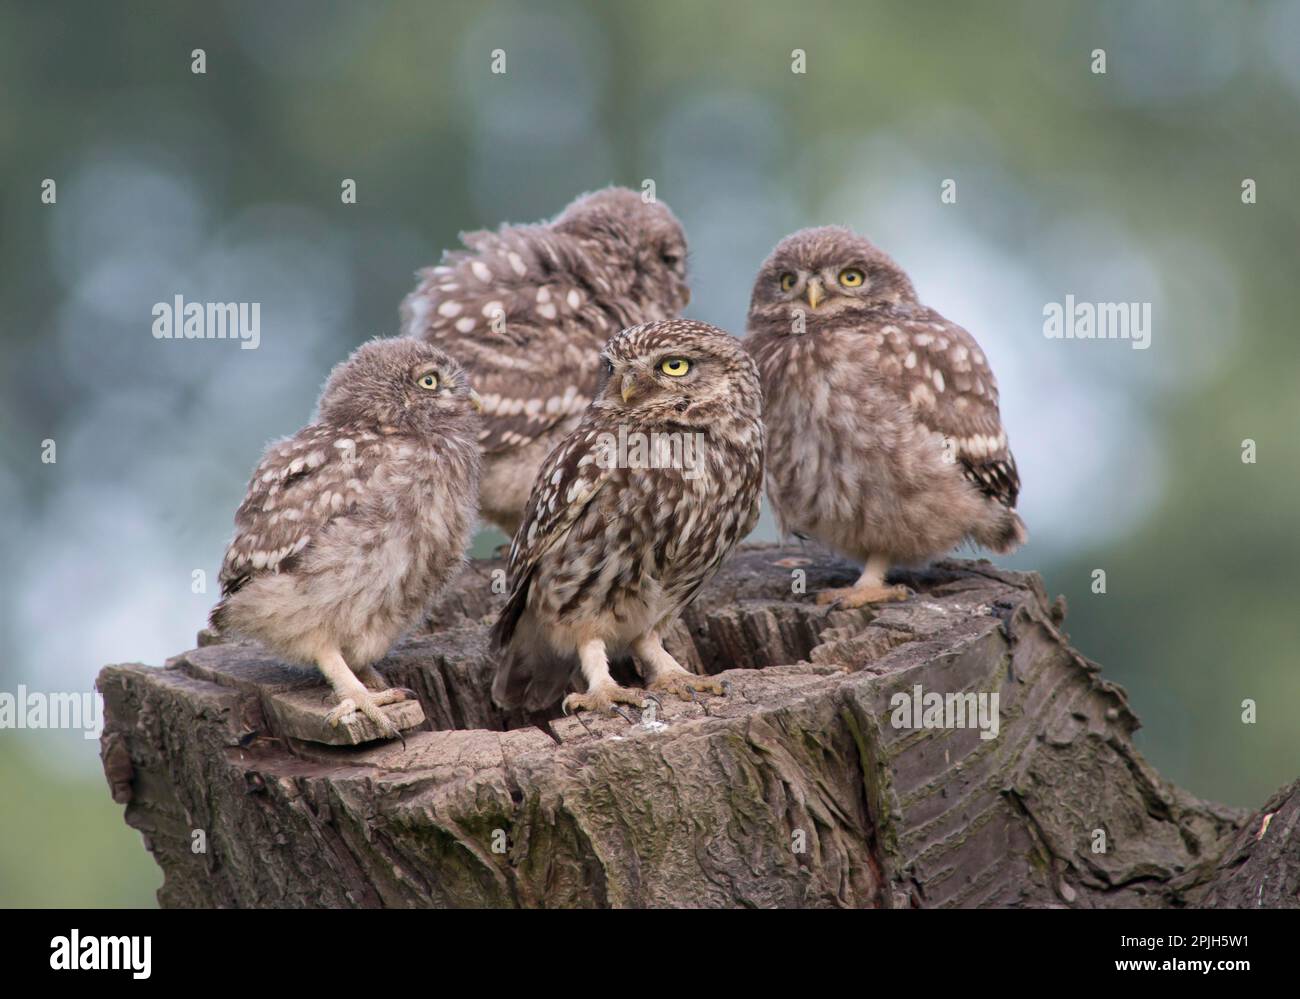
[491,319,764,714]
[400,187,691,535]
[210,337,482,739]
[745,226,1026,608]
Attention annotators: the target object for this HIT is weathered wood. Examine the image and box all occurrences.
[179,645,425,745]
[1199,778,1300,908]
[97,544,1289,908]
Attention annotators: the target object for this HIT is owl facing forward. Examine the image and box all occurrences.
[491,319,764,714]
[745,226,1026,608]
[210,338,482,740]
[400,187,691,536]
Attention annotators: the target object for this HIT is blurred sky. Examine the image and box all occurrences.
[1,0,1298,905]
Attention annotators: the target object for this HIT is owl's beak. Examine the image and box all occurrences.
[468,389,483,412]
[621,370,653,404]
[805,278,826,310]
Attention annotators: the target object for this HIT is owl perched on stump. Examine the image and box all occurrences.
[491,319,764,714]
[745,226,1026,608]
[400,186,690,535]
[210,338,482,740]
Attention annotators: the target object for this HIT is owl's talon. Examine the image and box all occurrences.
[648,670,726,702]
[562,684,647,715]
[683,684,716,715]
[815,583,911,610]
[326,698,357,727]
[326,691,404,742]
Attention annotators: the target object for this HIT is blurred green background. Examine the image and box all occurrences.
[1,0,1297,906]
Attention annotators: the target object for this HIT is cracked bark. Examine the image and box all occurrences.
[97,544,1293,908]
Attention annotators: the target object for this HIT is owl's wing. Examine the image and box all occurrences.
[874,308,1020,508]
[506,428,610,581]
[217,426,382,598]
[461,327,603,454]
[400,237,604,455]
[491,427,611,647]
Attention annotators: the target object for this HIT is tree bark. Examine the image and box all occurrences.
[97,544,1292,908]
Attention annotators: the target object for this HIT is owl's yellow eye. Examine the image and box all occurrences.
[660,357,691,377]
[779,273,797,293]
[416,372,439,390]
[838,268,865,288]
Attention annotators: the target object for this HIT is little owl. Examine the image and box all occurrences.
[490,319,764,714]
[400,186,691,536]
[745,226,1026,608]
[210,338,482,740]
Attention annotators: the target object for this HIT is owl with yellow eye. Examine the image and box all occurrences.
[491,319,765,714]
[210,337,483,741]
[746,226,1026,608]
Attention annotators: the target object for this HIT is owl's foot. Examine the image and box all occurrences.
[816,584,911,609]
[367,687,415,707]
[648,668,726,702]
[562,683,647,715]
[353,663,414,697]
[326,688,409,741]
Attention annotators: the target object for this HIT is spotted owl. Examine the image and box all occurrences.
[490,319,764,714]
[400,186,691,536]
[745,226,1026,608]
[210,337,482,740]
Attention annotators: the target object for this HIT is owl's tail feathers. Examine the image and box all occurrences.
[489,577,578,711]
[491,641,579,712]
[490,574,529,652]
[976,506,1028,554]
[208,597,230,634]
[207,568,249,636]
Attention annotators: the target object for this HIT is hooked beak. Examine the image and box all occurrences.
[621,370,654,404]
[805,277,825,311]
[468,389,483,412]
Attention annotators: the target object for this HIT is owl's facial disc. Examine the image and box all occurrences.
[411,363,441,393]
[775,269,835,310]
[619,363,664,404]
[400,360,481,430]
[407,362,456,408]
[776,264,873,313]
[620,368,651,404]
[616,354,698,405]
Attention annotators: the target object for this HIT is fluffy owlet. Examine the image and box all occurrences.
[399,186,690,536]
[210,338,482,740]
[490,319,764,714]
[745,226,1026,607]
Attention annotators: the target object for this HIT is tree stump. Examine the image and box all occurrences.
[97,544,1293,908]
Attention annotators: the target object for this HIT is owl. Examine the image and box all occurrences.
[210,338,482,740]
[490,319,764,714]
[745,226,1026,608]
[400,186,690,536]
